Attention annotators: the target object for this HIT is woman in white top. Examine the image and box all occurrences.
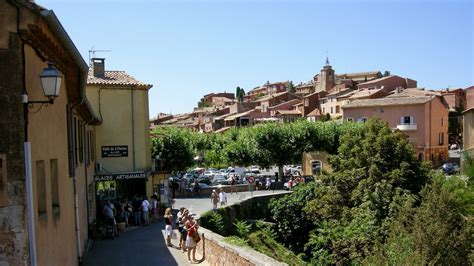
[164,208,173,247]
[141,197,150,226]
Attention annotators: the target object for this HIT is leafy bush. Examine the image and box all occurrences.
[233,220,251,239]
[364,173,474,265]
[200,210,225,236]
[268,182,319,255]
[223,235,248,247]
[248,230,306,266]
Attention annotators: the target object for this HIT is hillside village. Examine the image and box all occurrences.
[151,58,473,164]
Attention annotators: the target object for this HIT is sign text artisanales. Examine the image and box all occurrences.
[94,171,146,182]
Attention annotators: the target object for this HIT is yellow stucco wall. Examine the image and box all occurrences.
[26,45,93,266]
[86,86,151,173]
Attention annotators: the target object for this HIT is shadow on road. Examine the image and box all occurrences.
[83,221,178,266]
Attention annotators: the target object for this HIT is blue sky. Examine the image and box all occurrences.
[39,0,473,117]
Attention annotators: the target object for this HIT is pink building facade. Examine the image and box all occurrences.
[342,96,449,164]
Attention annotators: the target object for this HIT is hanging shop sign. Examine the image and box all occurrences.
[94,171,147,182]
[101,145,128,158]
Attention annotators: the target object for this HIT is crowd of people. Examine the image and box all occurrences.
[99,194,161,239]
[164,207,201,264]
[210,188,227,209]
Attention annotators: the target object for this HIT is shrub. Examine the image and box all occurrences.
[223,236,248,247]
[200,210,225,235]
[233,220,251,239]
[248,230,306,266]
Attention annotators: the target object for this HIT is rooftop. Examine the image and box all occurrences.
[387,88,441,98]
[87,69,152,89]
[343,96,434,109]
[307,108,321,117]
[349,88,385,99]
[276,109,301,115]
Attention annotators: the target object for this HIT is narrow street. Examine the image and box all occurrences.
[83,190,288,265]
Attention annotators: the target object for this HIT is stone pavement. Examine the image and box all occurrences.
[172,189,289,218]
[83,189,288,266]
[82,221,208,266]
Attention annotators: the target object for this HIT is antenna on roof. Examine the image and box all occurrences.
[88,46,111,63]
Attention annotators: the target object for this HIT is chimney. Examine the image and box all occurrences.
[92,58,105,77]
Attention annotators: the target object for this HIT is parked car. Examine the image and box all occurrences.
[203,171,214,178]
[187,182,210,192]
[441,163,454,175]
[217,168,225,173]
[168,176,181,190]
[249,166,260,174]
[197,175,212,185]
[211,175,230,186]
[183,173,195,183]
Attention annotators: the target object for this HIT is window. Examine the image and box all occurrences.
[439,132,444,145]
[78,120,83,164]
[311,160,322,175]
[322,107,325,113]
[67,105,76,177]
[336,106,340,113]
[441,117,444,126]
[330,107,333,114]
[36,160,46,215]
[400,116,414,125]
[50,159,59,210]
[73,116,78,166]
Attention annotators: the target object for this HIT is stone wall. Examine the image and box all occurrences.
[194,227,286,266]
[172,182,284,198]
[199,193,289,236]
[0,27,28,265]
[194,193,290,265]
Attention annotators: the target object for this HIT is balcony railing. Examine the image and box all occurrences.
[397,123,417,131]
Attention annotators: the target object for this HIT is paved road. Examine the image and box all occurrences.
[83,189,288,266]
[83,221,196,266]
[173,190,289,218]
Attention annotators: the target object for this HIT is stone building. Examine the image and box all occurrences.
[0,0,100,264]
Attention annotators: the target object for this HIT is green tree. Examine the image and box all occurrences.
[287,81,296,93]
[319,113,331,122]
[364,173,474,265]
[252,123,304,180]
[197,100,212,108]
[235,86,245,102]
[224,127,260,167]
[303,119,427,264]
[269,182,319,255]
[448,105,463,145]
[383,70,391,77]
[151,127,195,172]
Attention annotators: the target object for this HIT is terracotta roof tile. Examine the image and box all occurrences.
[276,109,301,115]
[307,108,321,117]
[87,69,152,88]
[343,96,434,109]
